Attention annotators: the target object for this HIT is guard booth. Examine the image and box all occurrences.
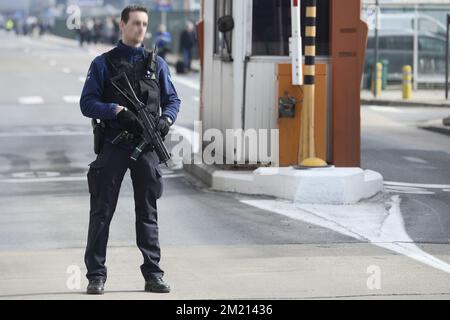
[196,0,368,167]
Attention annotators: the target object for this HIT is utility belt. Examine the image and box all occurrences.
[92,119,135,154]
[92,119,153,155]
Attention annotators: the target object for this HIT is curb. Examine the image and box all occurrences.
[361,98,450,108]
[419,125,450,137]
[183,162,216,187]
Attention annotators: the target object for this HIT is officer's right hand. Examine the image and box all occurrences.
[117,108,141,134]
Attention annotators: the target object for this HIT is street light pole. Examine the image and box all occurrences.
[373,0,380,98]
[446,13,450,100]
[413,5,419,91]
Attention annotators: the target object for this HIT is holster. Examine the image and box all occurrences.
[91,119,106,155]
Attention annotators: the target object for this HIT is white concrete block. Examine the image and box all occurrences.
[209,166,384,204]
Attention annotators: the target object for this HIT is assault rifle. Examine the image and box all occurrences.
[110,72,171,166]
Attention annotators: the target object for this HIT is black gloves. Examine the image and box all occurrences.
[157,116,172,137]
[117,108,141,134]
[118,109,172,138]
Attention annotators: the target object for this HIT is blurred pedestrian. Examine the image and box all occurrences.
[179,21,196,72]
[77,21,88,46]
[154,24,172,60]
[85,18,94,44]
[93,18,103,44]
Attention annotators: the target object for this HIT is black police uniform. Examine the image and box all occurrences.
[84,46,167,283]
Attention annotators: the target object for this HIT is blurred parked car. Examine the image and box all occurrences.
[365,13,446,83]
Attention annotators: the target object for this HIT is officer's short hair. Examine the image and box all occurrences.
[121,5,148,23]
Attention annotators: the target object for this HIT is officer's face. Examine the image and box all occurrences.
[120,11,148,46]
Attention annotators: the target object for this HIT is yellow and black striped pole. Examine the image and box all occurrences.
[298,0,327,167]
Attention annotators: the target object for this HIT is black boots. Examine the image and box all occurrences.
[86,276,170,295]
[145,275,171,293]
[86,279,105,295]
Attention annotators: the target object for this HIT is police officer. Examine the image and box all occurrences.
[80,5,180,295]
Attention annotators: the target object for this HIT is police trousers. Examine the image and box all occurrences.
[84,142,164,282]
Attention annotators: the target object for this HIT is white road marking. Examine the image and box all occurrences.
[162,173,184,179]
[443,189,450,192]
[0,131,90,138]
[402,156,428,164]
[369,106,403,113]
[18,96,44,105]
[384,186,435,195]
[171,75,200,90]
[0,173,183,183]
[63,95,80,103]
[241,196,450,274]
[12,171,60,179]
[385,181,450,189]
[0,177,86,183]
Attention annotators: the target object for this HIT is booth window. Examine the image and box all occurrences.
[252,0,330,56]
[214,0,233,59]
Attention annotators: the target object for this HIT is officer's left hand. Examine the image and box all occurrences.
[157,117,171,137]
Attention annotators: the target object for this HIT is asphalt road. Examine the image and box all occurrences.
[361,105,450,244]
[1,31,450,299]
[0,31,355,252]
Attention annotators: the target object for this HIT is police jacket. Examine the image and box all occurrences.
[80,40,181,141]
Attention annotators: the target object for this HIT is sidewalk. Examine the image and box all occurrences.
[2,243,450,299]
[361,89,450,108]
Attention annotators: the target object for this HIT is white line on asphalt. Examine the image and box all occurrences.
[63,95,80,103]
[443,189,450,192]
[369,106,404,113]
[241,195,450,274]
[0,177,86,183]
[0,131,90,138]
[402,156,428,164]
[0,173,183,183]
[163,173,185,179]
[384,181,450,189]
[384,186,435,195]
[18,96,44,105]
[12,171,60,179]
[171,75,200,90]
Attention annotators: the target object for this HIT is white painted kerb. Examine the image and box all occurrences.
[212,166,383,204]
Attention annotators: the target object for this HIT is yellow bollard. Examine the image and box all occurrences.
[372,62,382,97]
[403,65,412,100]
